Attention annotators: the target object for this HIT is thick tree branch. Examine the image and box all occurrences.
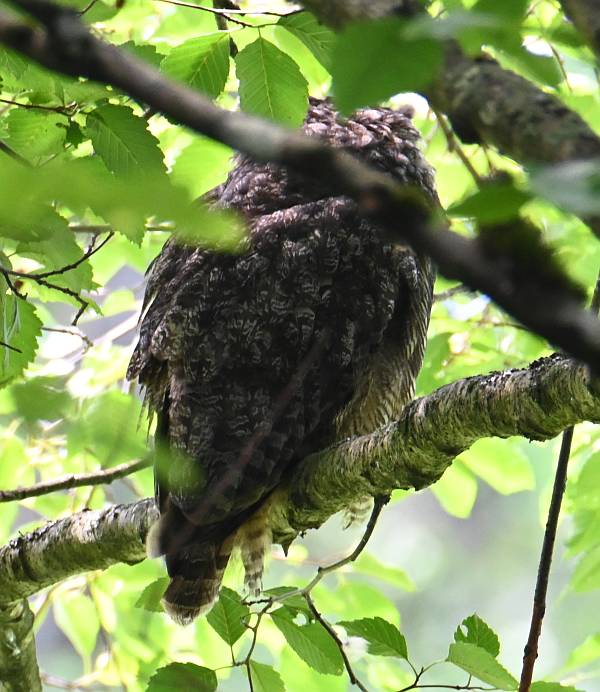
[0,600,40,692]
[1,355,598,604]
[0,499,156,604]
[301,0,600,236]
[277,354,600,538]
[1,356,595,686]
[1,2,600,373]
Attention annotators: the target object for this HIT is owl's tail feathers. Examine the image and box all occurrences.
[146,512,234,626]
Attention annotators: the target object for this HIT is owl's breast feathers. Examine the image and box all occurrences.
[127,98,436,623]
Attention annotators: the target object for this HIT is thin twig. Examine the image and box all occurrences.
[6,232,113,280]
[0,339,22,353]
[152,0,258,27]
[433,285,475,302]
[0,97,74,113]
[430,107,483,185]
[305,591,369,691]
[0,458,151,503]
[0,139,32,166]
[518,426,573,691]
[41,326,93,351]
[266,494,390,603]
[519,270,600,690]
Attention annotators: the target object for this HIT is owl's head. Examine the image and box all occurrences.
[303,97,434,192]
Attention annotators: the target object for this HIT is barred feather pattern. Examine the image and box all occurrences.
[127,98,437,623]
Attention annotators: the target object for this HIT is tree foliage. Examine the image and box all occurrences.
[1,0,600,690]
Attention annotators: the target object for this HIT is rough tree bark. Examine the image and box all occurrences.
[1,1,599,689]
[1,355,599,690]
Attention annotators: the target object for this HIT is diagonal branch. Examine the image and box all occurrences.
[0,457,151,503]
[302,0,600,236]
[1,2,600,373]
[1,355,596,688]
[1,354,598,608]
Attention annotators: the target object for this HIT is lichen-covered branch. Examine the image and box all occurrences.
[1,356,596,687]
[1,356,597,601]
[0,500,156,690]
[277,355,600,537]
[0,499,157,604]
[0,601,40,692]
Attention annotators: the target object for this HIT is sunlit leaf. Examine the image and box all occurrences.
[271,611,344,675]
[447,642,518,690]
[206,587,250,645]
[460,438,534,495]
[339,617,408,658]
[236,38,308,126]
[147,663,217,691]
[249,661,285,692]
[86,104,166,178]
[431,461,478,518]
[279,12,335,71]
[332,18,441,114]
[134,578,169,613]
[454,614,500,657]
[54,594,100,659]
[353,553,415,592]
[161,33,230,98]
[0,290,42,386]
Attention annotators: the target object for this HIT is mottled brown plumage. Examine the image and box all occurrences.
[127,98,436,624]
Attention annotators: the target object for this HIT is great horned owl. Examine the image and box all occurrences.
[127,98,436,624]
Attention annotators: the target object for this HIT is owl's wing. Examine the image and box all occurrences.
[127,192,410,622]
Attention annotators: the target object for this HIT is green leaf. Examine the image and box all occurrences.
[278,12,335,71]
[530,683,583,692]
[567,452,600,510]
[0,293,42,386]
[454,614,500,657]
[6,109,68,163]
[161,33,230,98]
[54,594,100,658]
[500,46,562,88]
[86,104,166,178]
[134,578,169,613]
[249,661,285,692]
[0,46,28,80]
[170,136,233,198]
[67,391,147,465]
[460,438,534,495]
[565,632,600,671]
[236,38,308,126]
[431,461,478,518]
[472,0,527,24]
[530,160,600,217]
[11,376,72,423]
[147,663,217,692]
[271,612,344,675]
[332,18,441,114]
[263,587,313,618]
[447,642,518,690]
[571,545,600,591]
[353,553,415,591]
[120,40,163,68]
[16,209,94,293]
[206,587,249,645]
[448,181,531,223]
[339,617,408,658]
